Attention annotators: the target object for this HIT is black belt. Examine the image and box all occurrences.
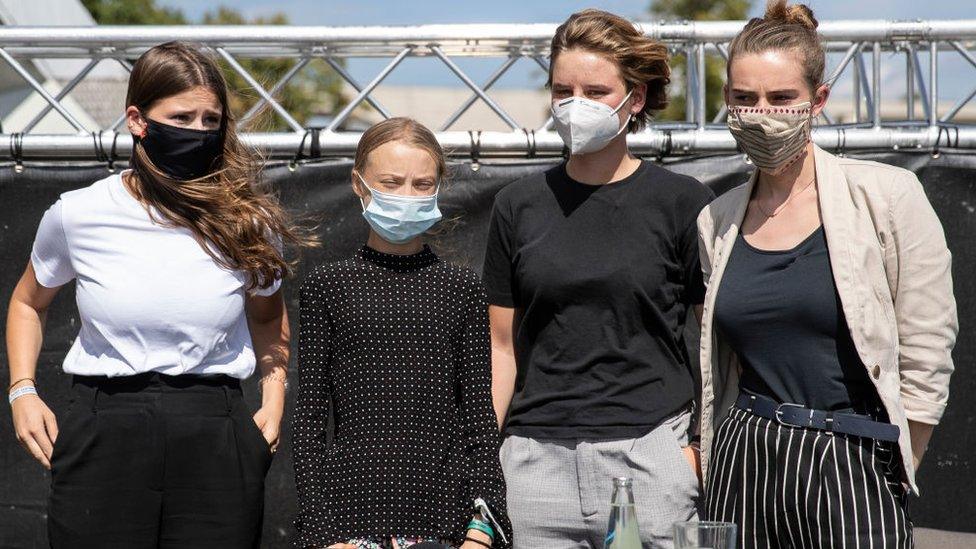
[735,392,899,442]
[73,371,241,391]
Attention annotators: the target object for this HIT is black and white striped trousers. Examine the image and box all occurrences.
[705,406,912,549]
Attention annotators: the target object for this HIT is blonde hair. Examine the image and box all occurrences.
[727,0,824,91]
[548,9,670,132]
[126,41,314,293]
[353,117,447,181]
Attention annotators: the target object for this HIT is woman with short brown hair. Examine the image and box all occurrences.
[483,9,713,548]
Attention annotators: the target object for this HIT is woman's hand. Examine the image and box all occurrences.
[11,392,58,469]
[326,544,358,549]
[245,289,289,454]
[682,444,703,485]
[461,528,493,549]
[252,404,283,452]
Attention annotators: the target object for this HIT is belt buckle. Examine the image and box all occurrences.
[774,402,807,428]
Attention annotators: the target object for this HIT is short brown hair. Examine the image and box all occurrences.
[548,9,670,132]
[354,117,447,181]
[727,0,825,91]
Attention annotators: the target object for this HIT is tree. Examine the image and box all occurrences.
[201,8,346,132]
[649,0,752,122]
[83,1,345,131]
[82,0,186,25]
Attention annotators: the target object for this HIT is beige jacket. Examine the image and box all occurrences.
[696,145,957,494]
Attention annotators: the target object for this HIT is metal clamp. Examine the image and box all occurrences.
[9,132,24,173]
[92,130,120,172]
[469,130,482,171]
[289,128,319,171]
[522,128,536,158]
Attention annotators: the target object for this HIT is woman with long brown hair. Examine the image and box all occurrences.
[5,41,304,548]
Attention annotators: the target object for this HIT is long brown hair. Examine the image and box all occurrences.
[548,9,671,132]
[126,41,312,292]
[727,0,824,91]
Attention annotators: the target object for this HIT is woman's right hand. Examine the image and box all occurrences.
[11,392,59,469]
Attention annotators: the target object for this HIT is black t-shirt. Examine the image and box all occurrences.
[713,227,880,413]
[482,160,714,439]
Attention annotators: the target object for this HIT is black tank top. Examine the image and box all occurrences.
[714,226,879,413]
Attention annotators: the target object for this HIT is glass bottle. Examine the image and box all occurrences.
[604,476,641,549]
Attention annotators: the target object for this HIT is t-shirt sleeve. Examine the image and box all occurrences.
[31,200,76,288]
[679,182,716,305]
[482,195,518,308]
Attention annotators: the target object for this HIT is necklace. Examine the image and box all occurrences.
[756,176,817,218]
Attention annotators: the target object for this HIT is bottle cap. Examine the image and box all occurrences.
[612,476,633,487]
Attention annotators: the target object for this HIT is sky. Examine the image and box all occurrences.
[157,0,976,100]
[159,0,976,25]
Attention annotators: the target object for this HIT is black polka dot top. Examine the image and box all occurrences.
[293,245,511,549]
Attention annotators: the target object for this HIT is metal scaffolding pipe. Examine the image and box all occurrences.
[2,20,976,48]
[2,19,975,161]
[4,128,976,162]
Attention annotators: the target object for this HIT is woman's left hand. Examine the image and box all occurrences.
[682,444,703,485]
[459,528,492,549]
[253,405,283,452]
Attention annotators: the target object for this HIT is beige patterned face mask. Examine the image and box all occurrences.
[727,102,812,175]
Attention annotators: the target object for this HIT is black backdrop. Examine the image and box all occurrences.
[1,152,974,548]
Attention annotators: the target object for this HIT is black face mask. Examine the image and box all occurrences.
[138,117,223,180]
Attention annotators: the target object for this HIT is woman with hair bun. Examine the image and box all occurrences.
[483,9,714,548]
[697,1,957,546]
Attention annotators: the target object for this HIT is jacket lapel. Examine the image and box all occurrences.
[814,145,866,351]
[710,172,755,291]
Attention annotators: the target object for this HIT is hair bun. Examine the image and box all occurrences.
[764,0,818,30]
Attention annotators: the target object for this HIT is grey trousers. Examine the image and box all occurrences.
[501,409,701,549]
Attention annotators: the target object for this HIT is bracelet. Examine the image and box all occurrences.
[467,519,494,540]
[464,537,492,548]
[8,385,38,405]
[259,371,289,391]
[8,377,35,391]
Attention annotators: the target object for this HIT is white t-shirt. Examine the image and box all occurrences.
[30,171,281,379]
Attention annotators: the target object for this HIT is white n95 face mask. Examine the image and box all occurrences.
[551,90,633,155]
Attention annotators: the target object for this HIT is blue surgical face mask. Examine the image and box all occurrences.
[356,172,443,244]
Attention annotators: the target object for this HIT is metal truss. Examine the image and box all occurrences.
[2,20,976,163]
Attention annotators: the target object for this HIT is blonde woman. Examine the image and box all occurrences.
[697,2,957,547]
[294,118,510,549]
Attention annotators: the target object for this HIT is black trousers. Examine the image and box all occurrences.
[48,372,273,549]
[705,407,912,549]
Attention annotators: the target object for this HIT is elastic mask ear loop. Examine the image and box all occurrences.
[610,89,634,116]
[610,89,635,138]
[355,171,372,212]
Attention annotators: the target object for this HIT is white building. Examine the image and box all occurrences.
[0,0,127,133]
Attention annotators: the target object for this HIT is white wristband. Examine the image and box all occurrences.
[8,385,38,405]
